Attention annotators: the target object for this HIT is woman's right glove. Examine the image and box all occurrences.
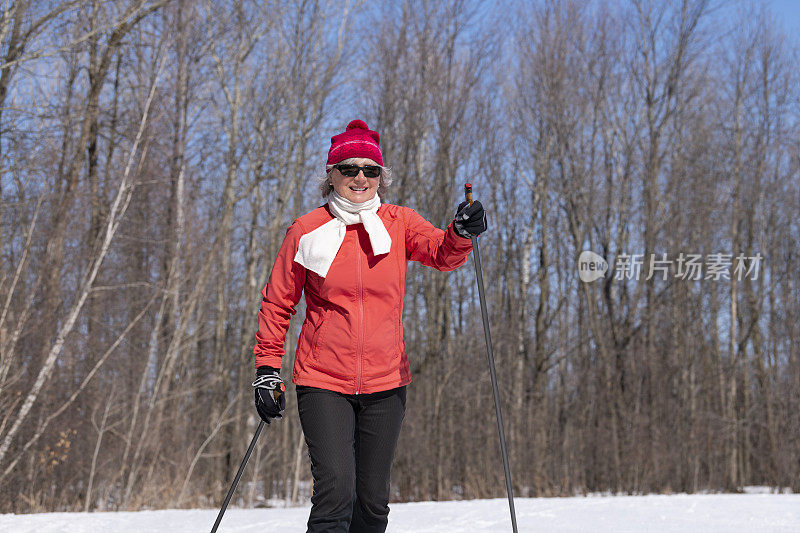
[253,366,286,424]
[453,200,488,238]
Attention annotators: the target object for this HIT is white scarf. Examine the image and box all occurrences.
[294,191,392,277]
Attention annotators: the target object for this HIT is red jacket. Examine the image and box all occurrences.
[254,203,473,394]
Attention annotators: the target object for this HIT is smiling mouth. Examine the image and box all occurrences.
[349,186,367,192]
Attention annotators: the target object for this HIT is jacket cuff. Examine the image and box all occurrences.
[255,354,283,371]
[446,222,474,248]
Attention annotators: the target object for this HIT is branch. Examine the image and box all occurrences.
[0,49,167,470]
[0,289,157,483]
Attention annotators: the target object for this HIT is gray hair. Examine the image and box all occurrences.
[318,157,393,200]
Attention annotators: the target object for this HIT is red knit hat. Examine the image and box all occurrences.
[326,119,383,166]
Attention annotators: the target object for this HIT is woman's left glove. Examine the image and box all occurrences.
[453,200,488,238]
[253,366,286,424]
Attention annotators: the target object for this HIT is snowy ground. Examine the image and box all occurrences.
[2,492,799,532]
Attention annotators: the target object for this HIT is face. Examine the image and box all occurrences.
[329,157,381,203]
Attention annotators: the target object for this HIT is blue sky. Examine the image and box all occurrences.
[765,0,800,33]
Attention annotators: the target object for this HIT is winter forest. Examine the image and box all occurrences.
[0,0,798,514]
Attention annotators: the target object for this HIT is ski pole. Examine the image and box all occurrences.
[465,183,519,533]
[210,419,266,533]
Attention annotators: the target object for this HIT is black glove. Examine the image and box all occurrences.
[453,200,487,238]
[253,366,286,424]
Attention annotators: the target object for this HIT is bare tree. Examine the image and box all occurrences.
[1,0,799,512]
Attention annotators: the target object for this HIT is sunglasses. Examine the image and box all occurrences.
[333,164,382,178]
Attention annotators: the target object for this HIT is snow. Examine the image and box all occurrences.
[1,493,799,532]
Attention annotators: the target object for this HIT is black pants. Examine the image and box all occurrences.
[296,385,406,533]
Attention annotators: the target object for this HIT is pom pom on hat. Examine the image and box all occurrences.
[347,119,369,131]
[327,119,382,166]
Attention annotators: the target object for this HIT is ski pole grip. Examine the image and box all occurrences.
[464,183,473,205]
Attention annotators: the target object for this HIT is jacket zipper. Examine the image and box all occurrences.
[356,237,364,394]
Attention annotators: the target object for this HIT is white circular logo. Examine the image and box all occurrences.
[578,251,608,282]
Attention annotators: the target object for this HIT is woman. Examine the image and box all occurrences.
[252,119,486,533]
